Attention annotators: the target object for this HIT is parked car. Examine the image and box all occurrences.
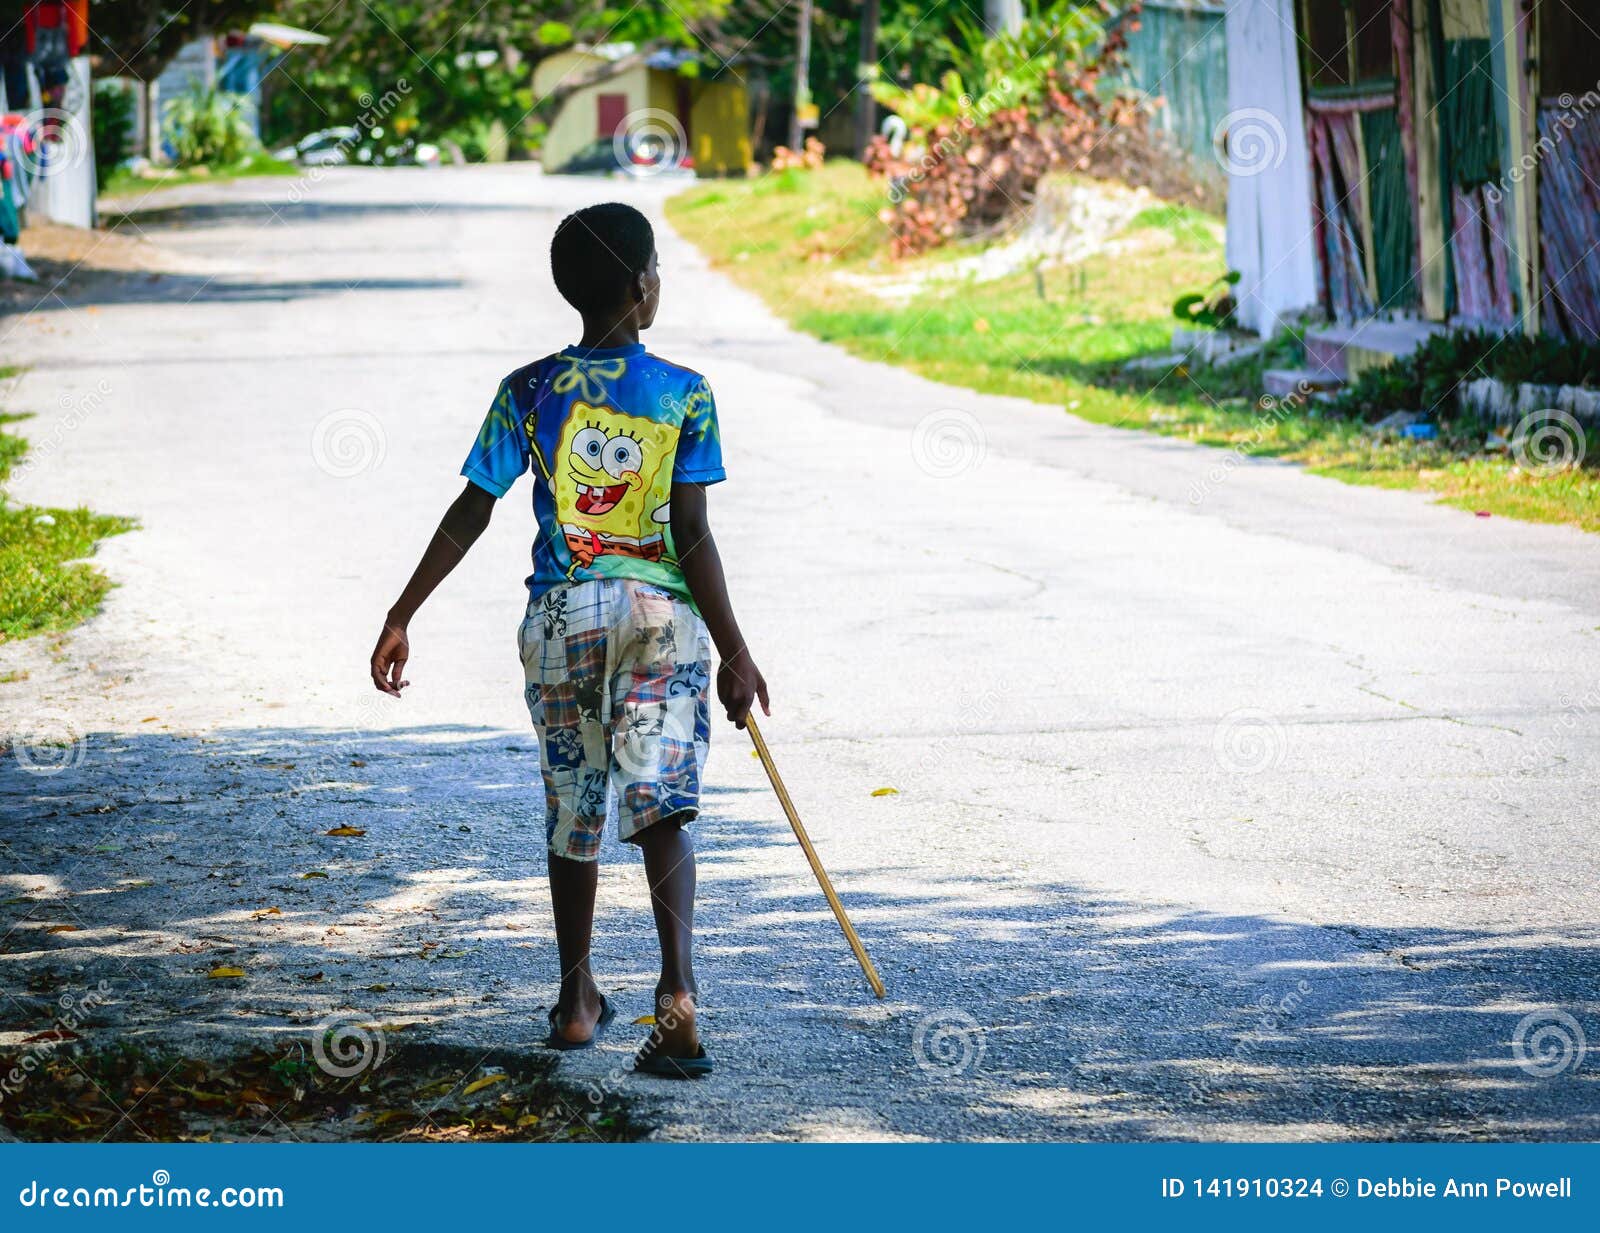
[274,127,359,166]
[273,126,440,168]
[552,135,694,179]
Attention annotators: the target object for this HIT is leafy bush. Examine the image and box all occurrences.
[440,116,515,163]
[862,0,1143,258]
[164,85,260,167]
[1173,272,1241,330]
[92,81,136,189]
[1332,329,1600,422]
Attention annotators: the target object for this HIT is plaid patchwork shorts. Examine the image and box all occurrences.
[518,578,712,861]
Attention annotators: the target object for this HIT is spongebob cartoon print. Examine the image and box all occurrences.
[555,400,678,570]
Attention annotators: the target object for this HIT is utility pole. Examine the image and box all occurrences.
[790,0,814,151]
[854,0,881,158]
[984,0,1023,36]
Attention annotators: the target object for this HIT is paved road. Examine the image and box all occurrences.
[2,166,1597,1140]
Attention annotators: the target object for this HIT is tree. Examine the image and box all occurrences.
[91,0,281,160]
[261,0,737,152]
[91,0,281,84]
[853,0,880,157]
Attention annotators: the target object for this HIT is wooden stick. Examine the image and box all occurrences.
[745,715,886,999]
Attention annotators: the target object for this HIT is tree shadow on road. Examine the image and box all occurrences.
[103,199,539,232]
[1,725,1595,1141]
[10,273,464,316]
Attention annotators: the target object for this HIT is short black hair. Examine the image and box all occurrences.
[550,202,655,315]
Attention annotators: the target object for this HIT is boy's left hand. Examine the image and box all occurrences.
[370,621,410,696]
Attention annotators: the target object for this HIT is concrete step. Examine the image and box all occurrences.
[1303,319,1445,383]
[1264,367,1345,400]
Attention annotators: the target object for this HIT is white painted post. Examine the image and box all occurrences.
[1222,0,1320,336]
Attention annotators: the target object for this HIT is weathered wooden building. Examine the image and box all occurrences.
[1223,0,1600,372]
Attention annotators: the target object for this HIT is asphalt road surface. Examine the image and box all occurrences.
[1,166,1596,1140]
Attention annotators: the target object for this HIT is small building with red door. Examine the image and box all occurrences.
[533,43,750,177]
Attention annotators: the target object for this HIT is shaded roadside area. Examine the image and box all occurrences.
[3,725,1596,1142]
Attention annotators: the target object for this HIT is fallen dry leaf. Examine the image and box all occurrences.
[207,966,246,979]
[632,1014,656,1026]
[870,787,900,797]
[325,826,366,837]
[301,871,329,879]
[20,1028,80,1043]
[251,907,283,919]
[44,924,82,934]
[463,1073,508,1096]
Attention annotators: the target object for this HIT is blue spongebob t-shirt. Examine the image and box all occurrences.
[461,342,724,605]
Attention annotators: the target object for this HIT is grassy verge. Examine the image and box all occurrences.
[667,162,1599,533]
[101,152,301,200]
[0,368,135,644]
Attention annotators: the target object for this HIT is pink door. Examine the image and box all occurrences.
[597,93,628,140]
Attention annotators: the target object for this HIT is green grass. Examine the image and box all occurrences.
[667,162,1599,534]
[0,370,135,643]
[101,151,300,200]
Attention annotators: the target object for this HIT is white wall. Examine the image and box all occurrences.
[1223,0,1319,336]
[29,57,96,230]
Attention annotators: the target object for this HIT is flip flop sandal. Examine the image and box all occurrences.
[634,1042,714,1079]
[544,994,616,1051]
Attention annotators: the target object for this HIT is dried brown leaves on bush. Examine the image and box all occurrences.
[863,3,1149,258]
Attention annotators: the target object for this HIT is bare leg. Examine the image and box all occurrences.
[637,816,700,1056]
[547,852,603,1043]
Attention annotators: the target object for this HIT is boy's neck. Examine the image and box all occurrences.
[577,313,640,351]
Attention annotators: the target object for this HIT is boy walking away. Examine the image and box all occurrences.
[369,202,768,1078]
